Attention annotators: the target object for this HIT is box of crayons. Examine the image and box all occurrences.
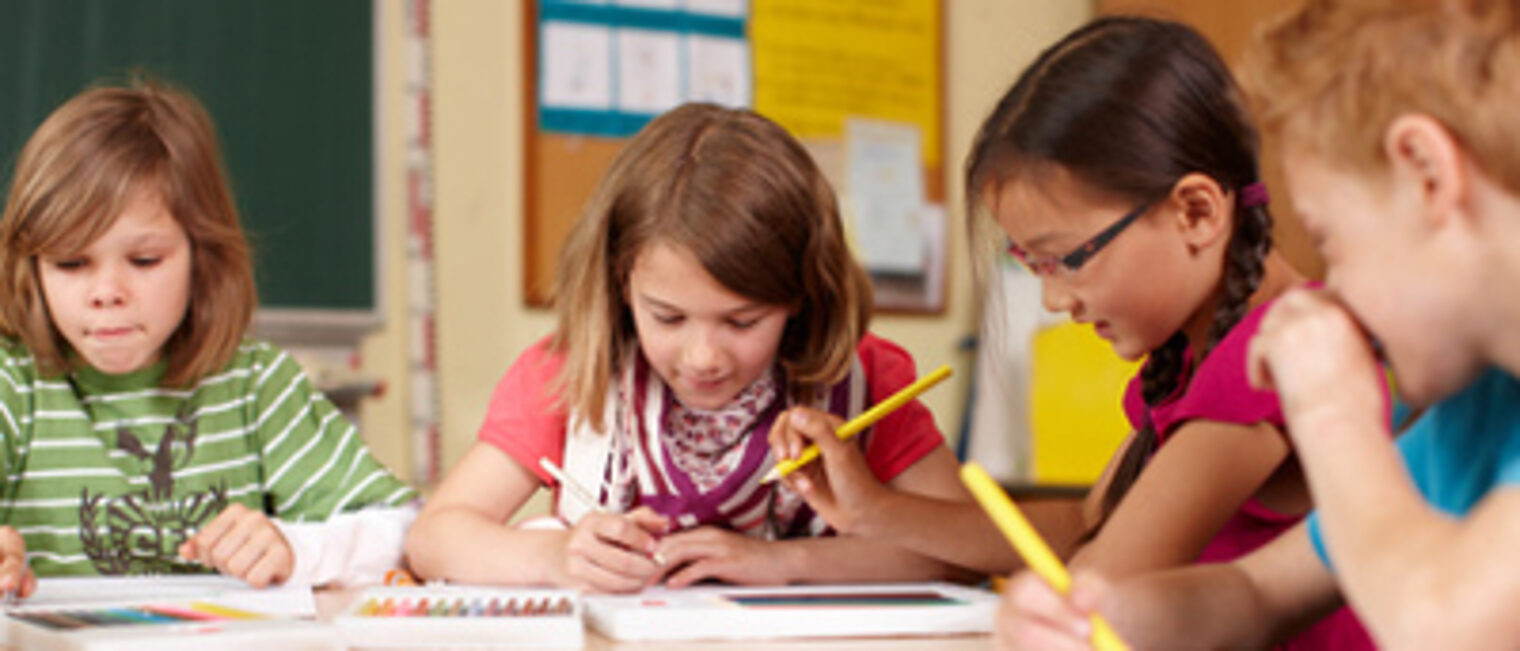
[4,599,335,650]
[334,585,583,648]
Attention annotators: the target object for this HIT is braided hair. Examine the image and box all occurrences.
[965,16,1275,537]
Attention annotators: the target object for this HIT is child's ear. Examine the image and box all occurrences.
[1168,172,1230,249]
[1383,114,1466,229]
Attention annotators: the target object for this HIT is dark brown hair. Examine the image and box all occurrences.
[0,77,256,386]
[551,103,873,430]
[966,17,1274,535]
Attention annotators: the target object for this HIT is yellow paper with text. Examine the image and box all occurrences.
[751,0,941,167]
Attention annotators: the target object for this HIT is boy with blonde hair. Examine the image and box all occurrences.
[995,1,1520,647]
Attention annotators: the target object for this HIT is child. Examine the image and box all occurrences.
[403,103,972,593]
[771,15,1371,648]
[996,1,1520,648]
[0,79,417,597]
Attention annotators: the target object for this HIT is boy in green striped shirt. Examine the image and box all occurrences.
[0,78,417,595]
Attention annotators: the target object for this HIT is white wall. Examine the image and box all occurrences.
[356,0,1092,488]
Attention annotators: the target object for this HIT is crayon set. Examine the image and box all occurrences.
[335,586,583,648]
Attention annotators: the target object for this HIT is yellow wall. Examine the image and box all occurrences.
[355,0,1092,486]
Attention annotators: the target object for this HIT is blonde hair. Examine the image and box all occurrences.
[1242,0,1520,193]
[552,103,872,430]
[0,77,256,386]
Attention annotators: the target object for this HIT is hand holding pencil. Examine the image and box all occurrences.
[961,463,1129,651]
[764,364,952,484]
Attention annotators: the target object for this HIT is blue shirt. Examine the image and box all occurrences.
[1308,367,1520,568]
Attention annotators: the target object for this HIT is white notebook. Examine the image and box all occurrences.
[584,582,997,642]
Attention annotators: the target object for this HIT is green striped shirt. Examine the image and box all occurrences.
[0,337,417,577]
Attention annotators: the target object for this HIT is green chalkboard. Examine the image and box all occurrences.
[0,0,374,315]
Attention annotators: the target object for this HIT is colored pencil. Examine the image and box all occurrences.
[762,365,952,483]
[960,462,1128,651]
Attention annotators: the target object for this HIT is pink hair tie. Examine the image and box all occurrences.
[1238,181,1269,208]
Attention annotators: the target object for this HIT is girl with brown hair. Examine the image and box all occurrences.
[405,103,971,593]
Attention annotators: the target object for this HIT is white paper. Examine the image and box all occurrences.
[683,0,747,17]
[846,119,927,273]
[685,34,750,107]
[615,0,679,8]
[16,576,317,618]
[585,582,997,642]
[541,21,614,110]
[616,28,683,114]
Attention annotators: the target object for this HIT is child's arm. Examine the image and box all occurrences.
[1068,418,1294,578]
[238,345,418,586]
[0,526,36,599]
[771,407,1078,573]
[404,441,667,592]
[998,523,1343,649]
[1248,288,1520,644]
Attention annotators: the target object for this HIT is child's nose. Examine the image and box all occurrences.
[1040,278,1078,315]
[684,330,724,372]
[89,271,128,308]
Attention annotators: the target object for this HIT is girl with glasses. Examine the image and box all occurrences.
[771,15,1375,650]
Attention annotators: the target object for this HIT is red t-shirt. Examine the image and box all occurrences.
[479,333,945,487]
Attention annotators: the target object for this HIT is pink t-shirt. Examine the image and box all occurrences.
[479,332,944,489]
[1122,293,1373,650]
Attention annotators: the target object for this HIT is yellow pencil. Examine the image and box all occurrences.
[762,365,952,484]
[960,462,1129,651]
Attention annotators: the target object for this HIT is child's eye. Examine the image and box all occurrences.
[728,318,760,330]
[129,256,162,268]
[653,313,684,325]
[52,258,87,271]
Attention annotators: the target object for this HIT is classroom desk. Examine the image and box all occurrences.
[315,588,993,650]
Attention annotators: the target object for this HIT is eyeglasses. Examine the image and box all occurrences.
[1006,200,1153,277]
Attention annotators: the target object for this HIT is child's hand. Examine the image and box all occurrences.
[1246,288,1386,435]
[656,526,789,587]
[561,506,668,593]
[0,526,37,599]
[996,569,1111,651]
[179,503,294,588]
[768,407,887,535]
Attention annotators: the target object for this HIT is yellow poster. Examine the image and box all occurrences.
[751,0,942,168]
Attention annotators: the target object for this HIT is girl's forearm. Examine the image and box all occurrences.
[776,534,975,584]
[855,490,1070,574]
[405,507,568,586]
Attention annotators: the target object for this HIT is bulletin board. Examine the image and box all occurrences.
[523,0,946,313]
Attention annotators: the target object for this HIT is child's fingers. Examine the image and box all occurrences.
[766,410,801,461]
[207,509,269,569]
[661,559,714,588]
[625,506,670,538]
[1004,571,1092,639]
[221,523,283,579]
[183,503,246,564]
[565,554,650,594]
[0,554,27,594]
[1245,333,1276,392]
[242,546,293,589]
[18,567,37,599]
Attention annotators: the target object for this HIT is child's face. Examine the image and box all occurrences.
[988,172,1223,361]
[37,189,192,375]
[626,241,791,410]
[1283,150,1484,405]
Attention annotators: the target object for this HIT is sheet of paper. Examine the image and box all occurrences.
[541,20,614,110]
[846,118,926,273]
[617,28,683,114]
[685,34,751,108]
[16,576,316,618]
[684,0,748,17]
